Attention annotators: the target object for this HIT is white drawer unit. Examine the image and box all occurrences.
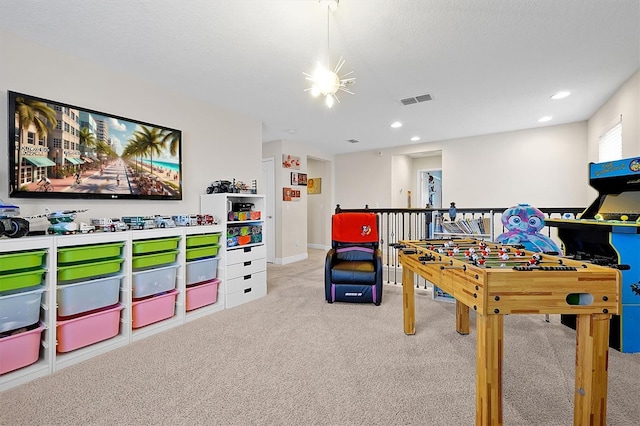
[201,193,268,309]
[226,271,267,308]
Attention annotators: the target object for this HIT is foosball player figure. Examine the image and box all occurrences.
[478,256,486,266]
[515,249,525,257]
[453,244,460,254]
[499,250,510,261]
[528,253,542,265]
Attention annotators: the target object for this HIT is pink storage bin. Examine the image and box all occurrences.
[186,278,220,311]
[56,304,123,353]
[132,289,177,329]
[0,324,44,375]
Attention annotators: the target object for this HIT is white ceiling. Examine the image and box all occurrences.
[1,0,639,155]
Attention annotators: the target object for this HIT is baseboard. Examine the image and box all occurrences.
[308,243,330,251]
[275,252,309,265]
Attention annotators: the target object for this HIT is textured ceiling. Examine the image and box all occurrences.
[1,0,639,155]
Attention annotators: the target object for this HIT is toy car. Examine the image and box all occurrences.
[197,214,216,225]
[91,217,128,232]
[154,215,176,228]
[78,223,95,234]
[206,180,233,194]
[0,199,30,238]
[122,216,156,230]
[171,214,197,226]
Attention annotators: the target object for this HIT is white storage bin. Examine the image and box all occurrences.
[57,275,123,317]
[186,258,218,286]
[131,265,178,299]
[0,286,45,333]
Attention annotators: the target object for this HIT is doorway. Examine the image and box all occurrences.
[419,170,442,208]
[261,157,276,263]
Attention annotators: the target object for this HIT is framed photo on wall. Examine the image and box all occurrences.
[298,173,307,186]
[283,187,292,201]
[307,177,321,194]
[282,154,301,170]
[291,172,299,185]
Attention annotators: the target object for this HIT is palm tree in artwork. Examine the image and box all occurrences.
[160,129,180,157]
[14,97,57,188]
[122,134,146,173]
[132,125,166,175]
[78,126,97,156]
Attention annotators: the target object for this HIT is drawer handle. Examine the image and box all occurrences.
[244,287,252,293]
[244,274,251,280]
[243,247,251,253]
[244,261,251,266]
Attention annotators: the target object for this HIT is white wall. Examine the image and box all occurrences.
[335,150,391,209]
[336,121,590,210]
[390,155,412,208]
[0,31,262,222]
[587,70,640,160]
[307,158,331,250]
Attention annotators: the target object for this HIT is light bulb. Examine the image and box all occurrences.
[325,94,335,108]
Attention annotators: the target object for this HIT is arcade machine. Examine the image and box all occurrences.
[546,157,640,353]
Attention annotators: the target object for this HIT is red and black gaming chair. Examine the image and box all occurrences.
[324,212,383,305]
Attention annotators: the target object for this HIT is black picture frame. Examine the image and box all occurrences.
[8,91,183,200]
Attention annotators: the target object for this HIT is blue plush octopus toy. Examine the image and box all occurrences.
[495,204,561,253]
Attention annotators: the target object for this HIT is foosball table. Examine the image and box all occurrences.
[397,238,622,426]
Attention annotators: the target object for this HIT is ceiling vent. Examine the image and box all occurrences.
[346,139,359,143]
[400,93,432,106]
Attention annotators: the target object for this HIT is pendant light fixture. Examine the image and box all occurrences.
[304,0,355,108]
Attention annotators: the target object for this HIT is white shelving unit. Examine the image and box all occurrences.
[0,224,223,392]
[200,193,267,309]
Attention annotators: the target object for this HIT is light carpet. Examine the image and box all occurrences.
[1,249,639,425]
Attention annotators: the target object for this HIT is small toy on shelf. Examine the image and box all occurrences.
[171,214,198,227]
[206,179,257,194]
[90,217,128,232]
[45,208,88,235]
[196,214,217,225]
[0,199,30,238]
[121,216,156,230]
[154,215,176,228]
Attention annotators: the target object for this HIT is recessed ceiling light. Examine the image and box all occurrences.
[551,91,571,100]
[538,116,553,123]
[410,136,420,142]
[390,121,403,128]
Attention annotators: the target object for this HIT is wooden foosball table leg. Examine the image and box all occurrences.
[456,301,470,335]
[573,313,611,426]
[476,313,504,426]
[403,267,416,335]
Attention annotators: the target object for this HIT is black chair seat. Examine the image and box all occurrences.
[331,261,375,284]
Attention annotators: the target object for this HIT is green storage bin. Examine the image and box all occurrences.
[0,250,47,274]
[132,236,181,255]
[58,258,124,283]
[0,268,46,293]
[186,245,219,261]
[132,249,179,270]
[186,233,221,248]
[57,242,124,265]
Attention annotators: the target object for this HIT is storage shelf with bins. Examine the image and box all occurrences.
[0,224,223,392]
[0,236,51,390]
[53,232,130,371]
[130,231,182,341]
[200,193,267,309]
